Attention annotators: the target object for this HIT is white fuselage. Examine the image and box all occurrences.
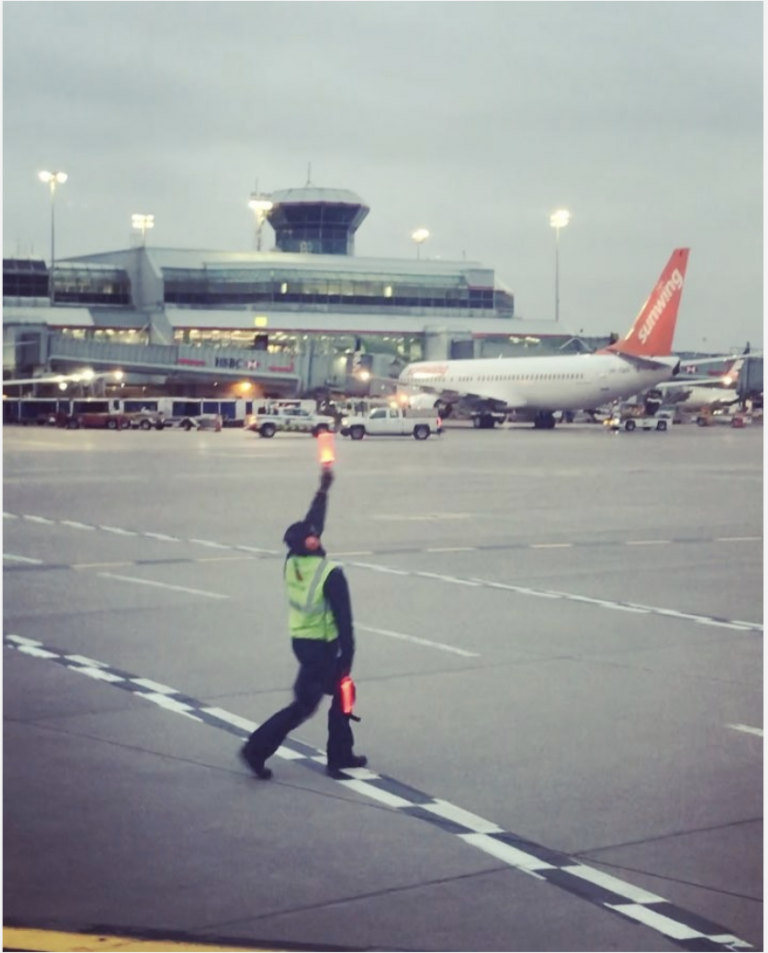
[401,353,681,413]
[657,383,740,409]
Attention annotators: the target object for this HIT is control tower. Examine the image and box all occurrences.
[267,186,369,256]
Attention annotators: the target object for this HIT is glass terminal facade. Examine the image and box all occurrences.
[162,266,513,313]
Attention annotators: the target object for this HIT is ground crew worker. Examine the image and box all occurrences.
[240,467,367,780]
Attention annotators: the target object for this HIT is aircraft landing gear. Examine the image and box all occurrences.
[533,412,556,430]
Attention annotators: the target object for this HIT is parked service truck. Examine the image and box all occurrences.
[243,404,336,438]
[339,405,442,440]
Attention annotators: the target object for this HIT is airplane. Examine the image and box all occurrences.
[398,248,690,429]
[645,356,744,412]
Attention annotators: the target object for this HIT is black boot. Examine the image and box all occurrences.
[240,744,273,780]
[326,754,368,779]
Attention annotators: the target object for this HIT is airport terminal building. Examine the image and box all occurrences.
[3,184,588,400]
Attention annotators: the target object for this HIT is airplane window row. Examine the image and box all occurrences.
[429,373,586,383]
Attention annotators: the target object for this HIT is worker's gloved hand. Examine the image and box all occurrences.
[319,468,334,493]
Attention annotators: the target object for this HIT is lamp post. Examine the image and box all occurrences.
[131,213,155,245]
[411,228,430,260]
[549,208,571,322]
[38,170,67,302]
[248,193,273,251]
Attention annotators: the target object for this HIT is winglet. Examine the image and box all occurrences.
[606,249,690,358]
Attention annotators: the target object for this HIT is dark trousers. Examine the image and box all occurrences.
[243,638,355,767]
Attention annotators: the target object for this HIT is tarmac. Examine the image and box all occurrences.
[3,421,763,952]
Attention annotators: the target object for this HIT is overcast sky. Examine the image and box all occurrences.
[3,2,763,353]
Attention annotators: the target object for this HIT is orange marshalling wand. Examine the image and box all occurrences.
[317,431,335,467]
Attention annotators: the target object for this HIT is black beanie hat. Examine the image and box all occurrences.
[283,521,321,553]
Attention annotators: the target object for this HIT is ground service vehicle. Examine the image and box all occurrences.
[605,407,672,432]
[696,407,747,428]
[244,405,336,438]
[340,406,441,440]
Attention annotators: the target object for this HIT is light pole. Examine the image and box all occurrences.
[248,192,273,251]
[38,170,67,302]
[549,208,571,322]
[411,228,430,260]
[131,213,155,245]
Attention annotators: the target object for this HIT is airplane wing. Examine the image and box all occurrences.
[3,375,70,387]
[659,377,737,392]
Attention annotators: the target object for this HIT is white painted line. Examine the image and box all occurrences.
[358,624,479,658]
[606,903,701,941]
[545,592,606,605]
[67,666,125,683]
[349,562,408,575]
[708,937,753,950]
[333,550,375,557]
[16,645,59,659]
[728,724,763,737]
[3,512,19,519]
[716,536,762,542]
[235,545,279,555]
[416,572,481,587]
[65,654,109,668]
[5,635,41,646]
[339,779,413,809]
[131,678,178,695]
[459,832,555,872]
[530,543,574,549]
[98,525,138,536]
[561,864,665,904]
[189,538,231,549]
[423,800,504,834]
[201,708,257,732]
[696,618,753,631]
[97,572,229,600]
[134,692,203,720]
[60,520,95,530]
[625,539,671,546]
[274,745,310,761]
[3,553,43,564]
[143,532,180,542]
[22,514,55,524]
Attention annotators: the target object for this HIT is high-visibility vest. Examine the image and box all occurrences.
[285,556,339,642]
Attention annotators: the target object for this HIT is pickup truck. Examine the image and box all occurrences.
[243,406,336,438]
[339,406,442,440]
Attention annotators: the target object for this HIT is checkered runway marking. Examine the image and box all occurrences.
[4,632,754,952]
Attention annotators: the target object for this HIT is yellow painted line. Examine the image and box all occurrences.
[3,926,280,951]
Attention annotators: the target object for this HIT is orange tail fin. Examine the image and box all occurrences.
[607,249,690,357]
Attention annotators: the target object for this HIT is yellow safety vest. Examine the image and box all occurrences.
[285,556,339,642]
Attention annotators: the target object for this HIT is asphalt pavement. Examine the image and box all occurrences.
[3,421,763,952]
